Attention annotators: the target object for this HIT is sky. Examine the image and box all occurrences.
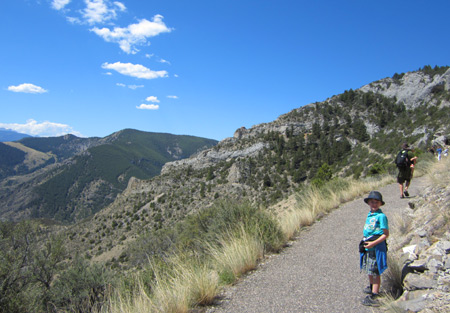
[1,0,449,141]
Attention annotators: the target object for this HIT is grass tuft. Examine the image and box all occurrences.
[209,226,264,281]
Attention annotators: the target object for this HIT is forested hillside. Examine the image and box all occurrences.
[0,129,217,222]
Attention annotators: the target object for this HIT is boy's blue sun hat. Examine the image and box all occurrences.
[364,191,385,206]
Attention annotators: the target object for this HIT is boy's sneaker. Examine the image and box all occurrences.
[404,190,409,197]
[363,286,372,294]
[361,294,380,307]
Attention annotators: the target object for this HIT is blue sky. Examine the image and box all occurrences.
[1,0,449,141]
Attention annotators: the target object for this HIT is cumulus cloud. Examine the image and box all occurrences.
[82,0,126,24]
[137,104,159,110]
[102,62,168,79]
[8,83,48,94]
[145,96,160,103]
[167,95,178,99]
[52,0,71,10]
[0,119,82,137]
[91,15,172,53]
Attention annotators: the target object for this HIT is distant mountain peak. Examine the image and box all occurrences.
[0,128,32,142]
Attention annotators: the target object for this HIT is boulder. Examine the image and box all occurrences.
[404,273,438,290]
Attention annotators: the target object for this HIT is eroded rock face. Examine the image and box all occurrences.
[161,141,269,174]
[360,68,450,109]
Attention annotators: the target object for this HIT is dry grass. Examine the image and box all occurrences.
[427,155,450,188]
[383,253,405,298]
[105,276,153,313]
[105,255,219,313]
[279,175,393,240]
[105,226,262,313]
[209,226,264,279]
[379,293,405,313]
[390,212,412,236]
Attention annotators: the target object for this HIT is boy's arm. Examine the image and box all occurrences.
[364,229,389,249]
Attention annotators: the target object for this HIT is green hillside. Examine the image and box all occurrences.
[0,143,26,179]
[0,129,217,223]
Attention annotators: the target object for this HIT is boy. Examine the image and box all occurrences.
[360,191,389,307]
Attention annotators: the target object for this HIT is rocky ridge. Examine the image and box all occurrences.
[360,68,450,109]
[161,68,450,177]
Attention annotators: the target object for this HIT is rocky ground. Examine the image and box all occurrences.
[388,159,450,312]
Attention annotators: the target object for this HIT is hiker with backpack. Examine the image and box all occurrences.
[395,143,417,198]
[360,191,389,307]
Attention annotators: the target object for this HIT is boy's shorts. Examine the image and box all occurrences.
[361,251,379,277]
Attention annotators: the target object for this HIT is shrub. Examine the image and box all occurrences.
[49,256,113,313]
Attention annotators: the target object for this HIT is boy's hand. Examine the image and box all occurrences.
[364,241,375,249]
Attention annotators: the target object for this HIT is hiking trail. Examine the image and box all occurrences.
[207,177,428,313]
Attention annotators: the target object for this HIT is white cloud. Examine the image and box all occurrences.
[128,84,144,90]
[145,53,154,59]
[52,0,71,10]
[8,83,48,94]
[114,1,126,12]
[66,16,82,24]
[159,58,171,65]
[167,95,178,99]
[0,119,82,137]
[137,104,159,110]
[102,62,168,79]
[82,0,121,24]
[91,15,172,53]
[146,96,160,103]
[116,83,144,89]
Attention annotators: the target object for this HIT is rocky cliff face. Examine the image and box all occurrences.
[360,68,450,109]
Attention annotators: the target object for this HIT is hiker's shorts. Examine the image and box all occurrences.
[397,168,412,184]
[361,251,379,277]
[397,176,410,184]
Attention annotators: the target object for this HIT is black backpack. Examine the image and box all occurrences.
[395,149,410,169]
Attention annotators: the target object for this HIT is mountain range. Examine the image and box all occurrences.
[0,130,217,222]
[0,128,32,142]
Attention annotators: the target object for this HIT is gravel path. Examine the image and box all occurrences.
[208,177,428,313]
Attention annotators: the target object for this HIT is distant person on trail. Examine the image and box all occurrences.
[436,146,443,161]
[395,143,417,198]
[360,191,389,307]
